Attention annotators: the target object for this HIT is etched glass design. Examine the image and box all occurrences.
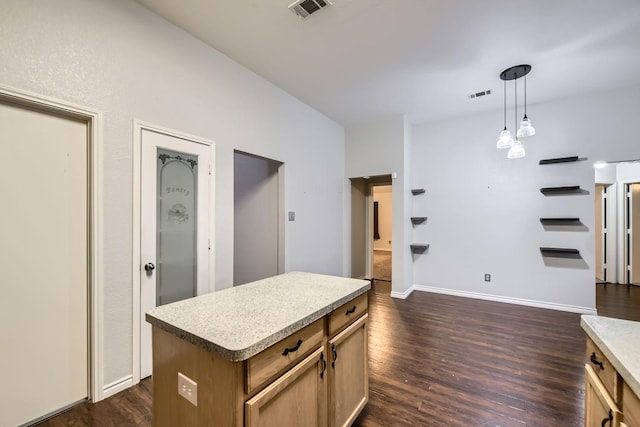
[156,148,197,306]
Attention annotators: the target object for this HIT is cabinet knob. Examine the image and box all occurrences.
[144,262,155,272]
[590,352,605,370]
[282,339,303,356]
[331,343,338,367]
[319,352,327,379]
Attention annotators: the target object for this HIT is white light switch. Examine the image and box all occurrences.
[178,372,198,406]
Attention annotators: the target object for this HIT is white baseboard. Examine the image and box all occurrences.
[390,285,415,300]
[102,375,133,399]
[412,285,597,315]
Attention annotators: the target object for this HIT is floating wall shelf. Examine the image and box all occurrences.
[539,156,580,165]
[410,217,427,225]
[411,189,425,195]
[540,186,581,195]
[410,244,429,253]
[539,218,581,225]
[540,247,580,258]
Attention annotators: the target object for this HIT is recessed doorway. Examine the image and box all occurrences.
[233,151,284,285]
[372,185,392,282]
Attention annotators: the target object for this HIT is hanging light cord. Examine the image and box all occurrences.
[524,73,527,118]
[514,72,518,135]
[503,79,507,129]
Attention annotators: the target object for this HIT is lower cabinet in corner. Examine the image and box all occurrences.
[585,364,622,427]
[329,314,369,427]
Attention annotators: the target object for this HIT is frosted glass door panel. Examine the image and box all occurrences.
[157,149,197,306]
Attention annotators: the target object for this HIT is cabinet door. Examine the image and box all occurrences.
[245,346,327,427]
[585,364,622,427]
[329,314,368,427]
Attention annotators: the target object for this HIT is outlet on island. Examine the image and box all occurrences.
[484,274,491,282]
[178,372,198,406]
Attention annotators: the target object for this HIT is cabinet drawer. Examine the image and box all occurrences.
[623,382,640,427]
[247,318,324,394]
[587,337,621,403]
[328,293,368,336]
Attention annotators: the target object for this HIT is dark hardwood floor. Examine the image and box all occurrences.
[38,282,639,426]
[596,282,640,322]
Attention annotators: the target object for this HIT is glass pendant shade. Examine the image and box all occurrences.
[507,140,526,159]
[517,115,536,138]
[496,127,514,149]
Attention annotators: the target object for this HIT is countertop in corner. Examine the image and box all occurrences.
[581,315,640,397]
[146,271,370,362]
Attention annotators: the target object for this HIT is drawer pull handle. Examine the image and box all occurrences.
[319,352,327,379]
[331,343,338,367]
[282,339,303,356]
[590,352,605,370]
[601,409,612,427]
[345,305,357,315]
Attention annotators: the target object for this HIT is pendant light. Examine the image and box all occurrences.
[517,72,536,137]
[508,72,525,159]
[496,78,514,149]
[497,64,531,159]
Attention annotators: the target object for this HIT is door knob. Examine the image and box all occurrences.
[144,262,155,272]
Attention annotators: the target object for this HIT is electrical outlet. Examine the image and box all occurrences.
[484,274,491,282]
[288,211,295,221]
[178,372,198,406]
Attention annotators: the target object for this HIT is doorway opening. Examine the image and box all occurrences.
[233,151,284,285]
[594,162,640,324]
[372,185,392,282]
[350,175,393,283]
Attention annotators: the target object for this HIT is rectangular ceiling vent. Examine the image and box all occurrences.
[468,89,492,99]
[289,0,332,18]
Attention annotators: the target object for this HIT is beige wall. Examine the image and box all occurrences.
[373,185,392,251]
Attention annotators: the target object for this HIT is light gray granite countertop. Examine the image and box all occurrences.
[581,315,640,397]
[146,272,370,362]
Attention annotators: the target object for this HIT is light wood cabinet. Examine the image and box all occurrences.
[584,337,640,427]
[245,346,328,427]
[328,314,368,427]
[585,364,622,427]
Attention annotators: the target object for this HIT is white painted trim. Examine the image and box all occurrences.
[102,375,134,399]
[390,285,415,299]
[412,285,597,314]
[132,120,216,386]
[0,84,105,402]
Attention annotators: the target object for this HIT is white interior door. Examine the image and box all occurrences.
[140,128,211,379]
[629,183,640,284]
[0,101,88,426]
[595,184,606,282]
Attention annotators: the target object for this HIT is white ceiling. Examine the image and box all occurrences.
[135,0,640,126]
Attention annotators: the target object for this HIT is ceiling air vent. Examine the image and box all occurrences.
[289,0,332,18]
[468,89,492,99]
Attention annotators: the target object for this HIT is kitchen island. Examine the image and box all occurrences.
[146,272,371,427]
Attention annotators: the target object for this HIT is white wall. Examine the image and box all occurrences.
[373,185,392,250]
[345,115,413,295]
[411,84,640,311]
[0,0,345,388]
